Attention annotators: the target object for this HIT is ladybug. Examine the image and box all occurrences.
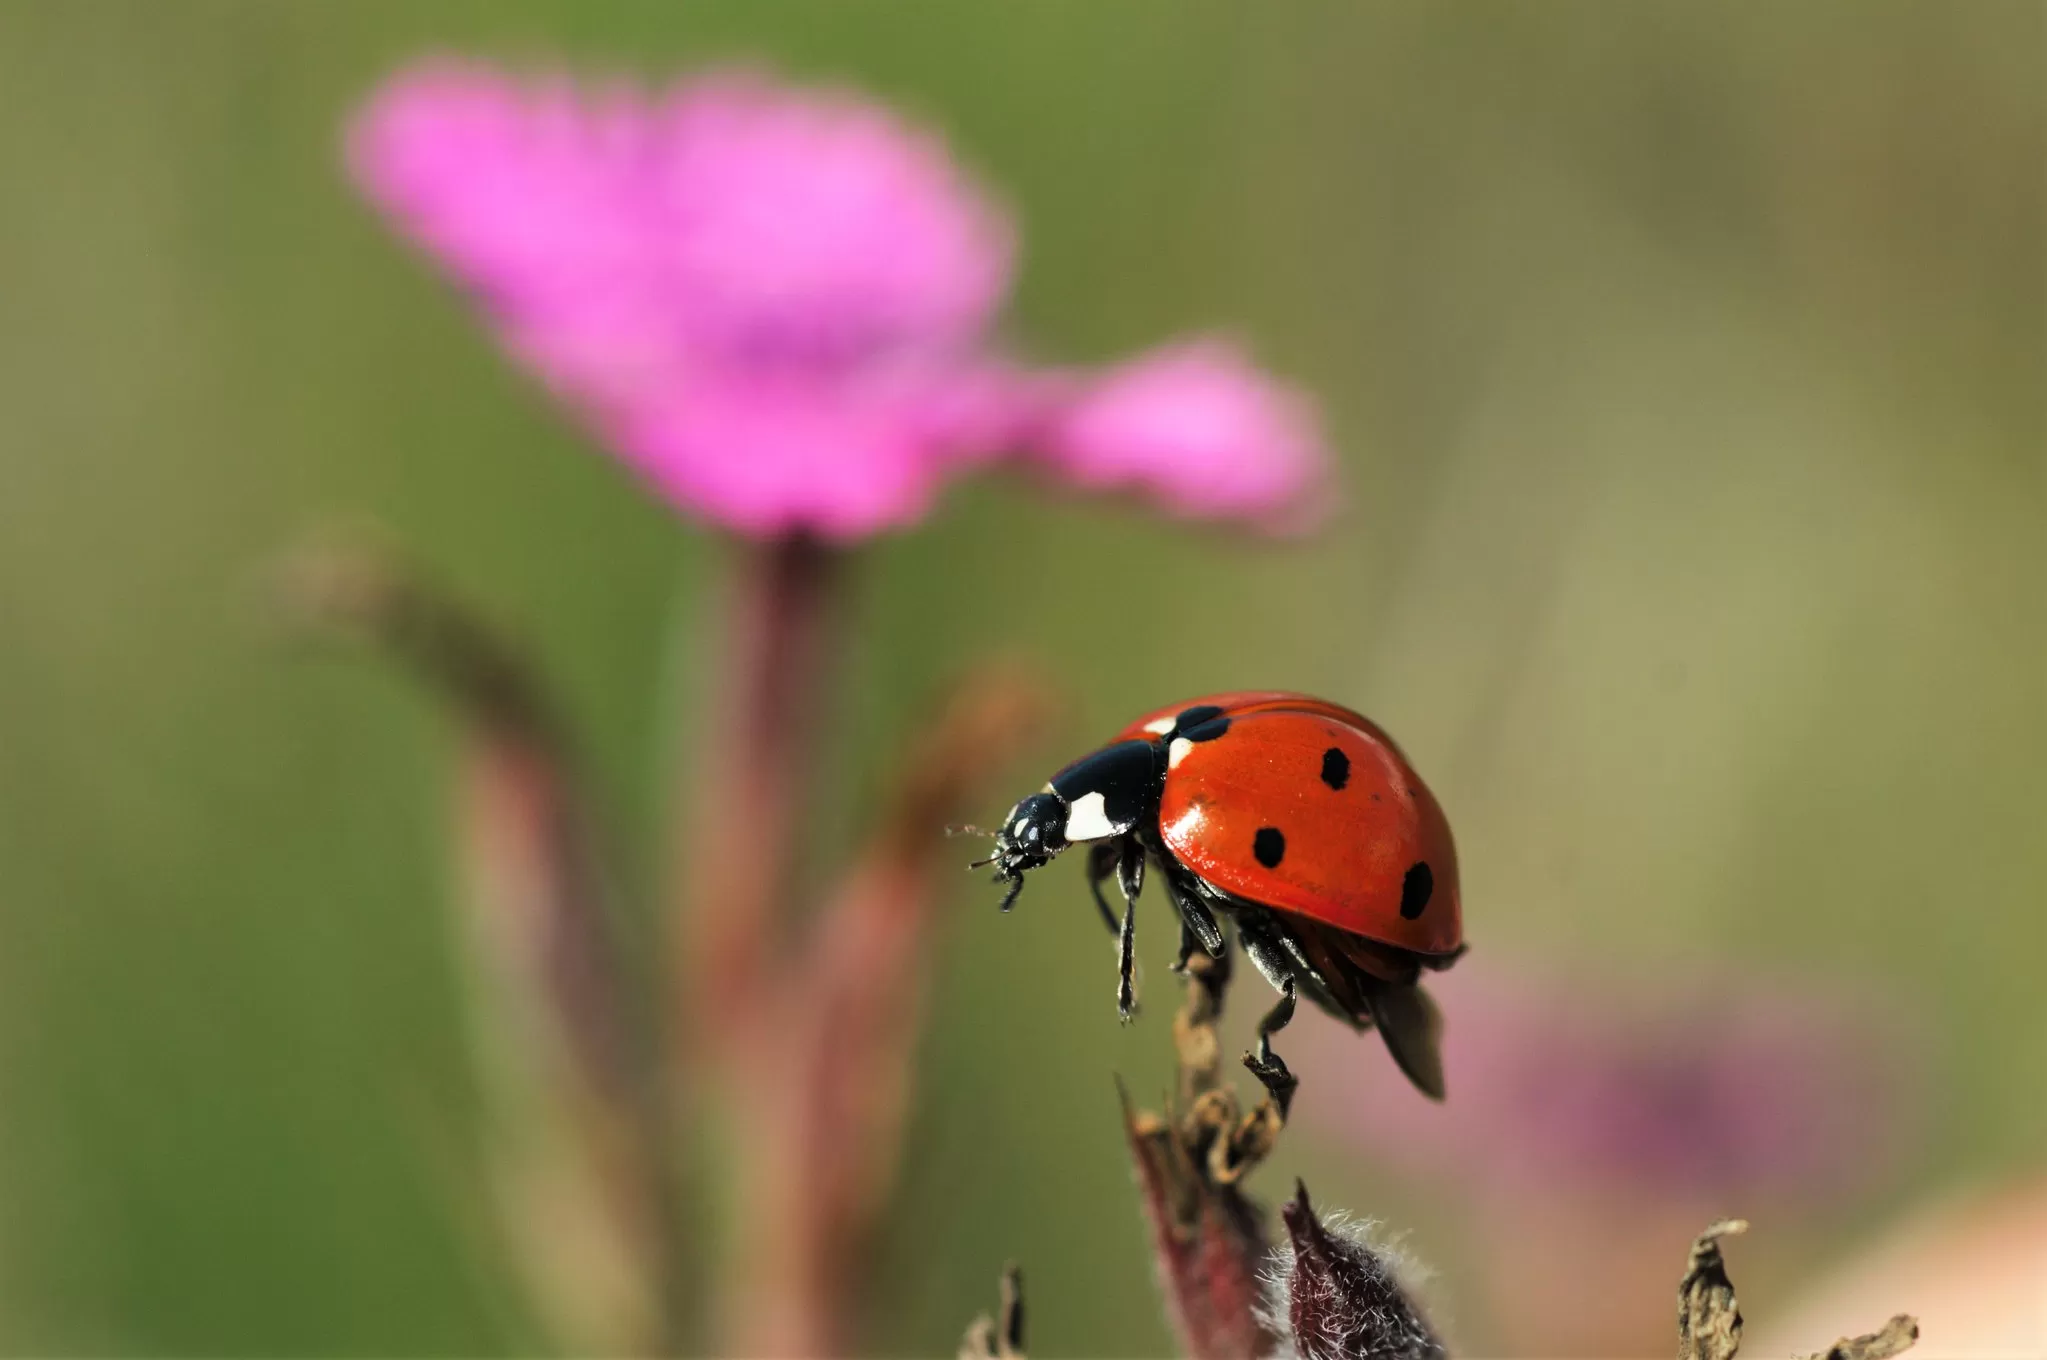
[977,691,1463,1102]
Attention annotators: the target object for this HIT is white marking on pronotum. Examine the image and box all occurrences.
[1142,716,1177,734]
[1063,790,1118,842]
[1168,737,1193,769]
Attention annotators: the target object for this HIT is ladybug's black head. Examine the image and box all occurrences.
[988,790,1070,908]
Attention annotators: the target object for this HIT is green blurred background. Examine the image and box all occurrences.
[0,1,2040,1354]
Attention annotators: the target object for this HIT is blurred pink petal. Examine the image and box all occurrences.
[350,61,1332,538]
[1297,958,1920,1208]
[640,73,1013,360]
[350,61,1017,538]
[1037,341,1335,532]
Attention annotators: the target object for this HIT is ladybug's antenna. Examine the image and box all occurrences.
[950,824,1002,869]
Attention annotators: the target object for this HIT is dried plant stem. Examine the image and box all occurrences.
[1125,953,1287,1360]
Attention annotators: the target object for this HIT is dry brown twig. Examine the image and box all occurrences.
[1124,950,1291,1360]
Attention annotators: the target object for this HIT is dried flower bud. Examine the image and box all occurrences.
[958,1263,1026,1360]
[1678,1218,1750,1360]
[1267,1182,1445,1360]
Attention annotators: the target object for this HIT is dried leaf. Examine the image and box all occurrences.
[1795,1315,1919,1360]
[1678,1218,1749,1360]
[1677,1220,1918,1360]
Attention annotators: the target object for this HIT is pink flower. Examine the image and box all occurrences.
[1039,342,1332,534]
[349,61,1331,539]
[1294,961,1923,1355]
[1297,959,1920,1208]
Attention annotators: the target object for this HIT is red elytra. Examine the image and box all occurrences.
[1115,691,1462,959]
[982,688,1465,1100]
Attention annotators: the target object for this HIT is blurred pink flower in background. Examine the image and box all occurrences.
[1295,956,1923,1353]
[350,61,1331,539]
[1039,341,1332,534]
[1303,957,1918,1205]
[343,56,1345,1357]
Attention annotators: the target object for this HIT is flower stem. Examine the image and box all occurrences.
[671,535,848,1355]
[676,534,844,1041]
[277,535,690,1353]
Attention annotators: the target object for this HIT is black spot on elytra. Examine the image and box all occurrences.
[1176,705,1231,742]
[1399,861,1434,919]
[1320,747,1351,790]
[1253,827,1286,868]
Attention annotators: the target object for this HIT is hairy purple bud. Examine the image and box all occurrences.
[1269,1182,1444,1360]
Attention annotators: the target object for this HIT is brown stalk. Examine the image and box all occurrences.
[278,537,685,1353]
[717,667,1051,1357]
[675,534,842,1043]
[1124,951,1288,1360]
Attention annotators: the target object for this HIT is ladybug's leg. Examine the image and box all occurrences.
[1083,841,1122,937]
[1243,979,1300,1117]
[1088,837,1144,1020]
[1233,923,1303,1117]
[1174,909,1230,980]
[1153,854,1226,960]
[1115,893,1137,1023]
[1113,837,1145,1023]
